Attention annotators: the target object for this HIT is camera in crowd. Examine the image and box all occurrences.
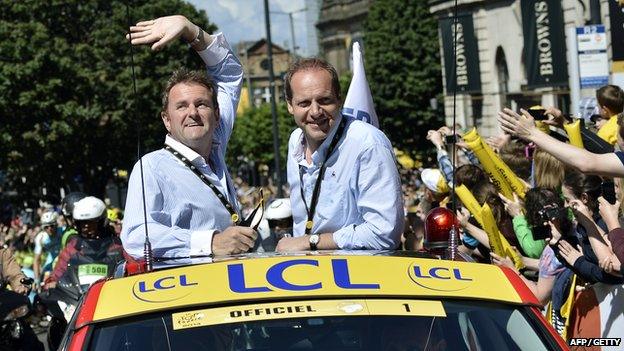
[444,134,458,144]
[531,205,565,240]
[537,206,565,223]
[527,106,547,121]
[601,180,617,205]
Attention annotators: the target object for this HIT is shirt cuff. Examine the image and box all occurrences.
[189,230,218,256]
[332,227,352,250]
[196,33,230,67]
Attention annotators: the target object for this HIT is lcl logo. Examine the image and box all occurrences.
[408,263,473,292]
[132,274,198,303]
[227,259,380,293]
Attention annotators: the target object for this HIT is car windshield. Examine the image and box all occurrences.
[88,300,555,351]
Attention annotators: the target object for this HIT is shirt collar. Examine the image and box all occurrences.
[164,135,206,166]
[295,115,345,166]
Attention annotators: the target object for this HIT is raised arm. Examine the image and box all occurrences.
[127,15,213,51]
[127,15,243,144]
[497,108,624,177]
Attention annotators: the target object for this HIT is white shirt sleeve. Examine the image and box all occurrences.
[332,143,404,249]
[189,230,218,256]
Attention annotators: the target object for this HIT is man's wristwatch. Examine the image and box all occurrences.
[309,234,320,250]
[186,25,202,47]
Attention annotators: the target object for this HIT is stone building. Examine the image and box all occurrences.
[237,39,293,106]
[317,0,374,75]
[430,0,619,135]
[304,0,323,57]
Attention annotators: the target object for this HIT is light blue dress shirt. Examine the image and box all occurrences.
[287,116,404,249]
[121,33,243,259]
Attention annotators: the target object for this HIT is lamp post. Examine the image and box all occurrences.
[264,0,284,198]
[270,7,306,57]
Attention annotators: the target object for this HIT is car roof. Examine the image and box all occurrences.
[77,252,538,327]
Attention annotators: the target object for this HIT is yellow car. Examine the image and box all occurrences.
[59,253,567,350]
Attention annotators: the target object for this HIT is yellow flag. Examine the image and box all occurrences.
[481,204,525,270]
[481,139,527,199]
[464,137,514,199]
[462,129,526,199]
[454,185,484,227]
[563,120,584,149]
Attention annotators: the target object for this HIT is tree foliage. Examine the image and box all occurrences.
[0,0,215,202]
[364,0,443,156]
[227,102,297,179]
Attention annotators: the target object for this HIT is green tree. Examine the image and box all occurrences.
[364,0,443,156]
[227,103,297,179]
[0,0,216,201]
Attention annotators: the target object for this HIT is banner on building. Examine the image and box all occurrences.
[609,1,624,87]
[439,14,481,95]
[521,0,568,87]
[609,1,624,61]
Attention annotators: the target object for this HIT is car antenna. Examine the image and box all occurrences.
[125,1,153,271]
[447,0,460,261]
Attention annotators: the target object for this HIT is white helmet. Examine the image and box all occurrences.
[265,198,292,220]
[41,211,58,227]
[73,196,106,221]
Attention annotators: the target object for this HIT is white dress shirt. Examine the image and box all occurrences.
[121,33,242,259]
[287,116,404,249]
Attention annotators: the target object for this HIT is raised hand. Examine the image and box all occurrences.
[126,15,198,51]
[600,254,615,273]
[499,192,524,217]
[543,106,565,128]
[426,130,444,149]
[569,199,592,220]
[548,221,563,244]
[456,207,470,227]
[557,240,583,266]
[598,196,621,231]
[485,134,511,151]
[497,108,537,139]
[490,252,514,269]
[438,126,452,135]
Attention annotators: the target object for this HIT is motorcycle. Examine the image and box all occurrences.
[39,261,112,350]
[0,277,44,351]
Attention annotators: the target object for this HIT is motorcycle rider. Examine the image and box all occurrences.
[33,211,62,289]
[40,197,129,350]
[59,192,87,248]
[44,196,127,289]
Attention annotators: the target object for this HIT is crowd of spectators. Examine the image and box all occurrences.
[404,84,624,339]
[3,82,624,342]
[0,200,123,278]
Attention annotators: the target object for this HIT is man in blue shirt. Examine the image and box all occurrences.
[276,58,404,252]
[121,15,256,259]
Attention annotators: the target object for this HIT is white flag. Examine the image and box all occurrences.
[343,42,379,128]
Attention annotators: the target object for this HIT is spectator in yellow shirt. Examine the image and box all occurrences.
[595,85,624,145]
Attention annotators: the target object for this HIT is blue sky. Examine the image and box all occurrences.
[187,0,310,55]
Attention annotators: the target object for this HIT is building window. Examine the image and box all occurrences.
[495,47,509,109]
[471,95,483,128]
